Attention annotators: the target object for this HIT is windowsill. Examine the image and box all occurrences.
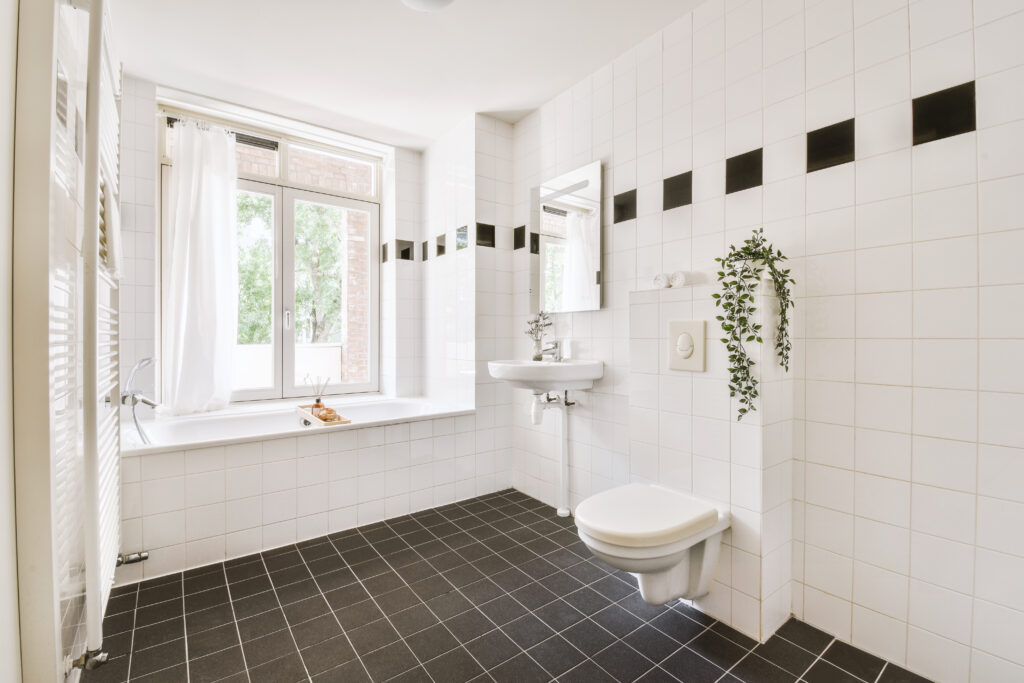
[122,395,474,456]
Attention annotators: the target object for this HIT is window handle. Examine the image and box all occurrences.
[284,310,292,330]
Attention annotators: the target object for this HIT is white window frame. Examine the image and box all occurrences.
[159,122,382,403]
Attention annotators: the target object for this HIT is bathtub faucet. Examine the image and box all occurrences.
[122,357,157,445]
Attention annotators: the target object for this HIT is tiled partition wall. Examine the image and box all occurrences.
[508,0,1024,680]
[116,414,513,584]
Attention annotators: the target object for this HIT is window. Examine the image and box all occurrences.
[161,115,381,401]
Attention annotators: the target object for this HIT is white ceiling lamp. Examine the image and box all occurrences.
[402,0,455,11]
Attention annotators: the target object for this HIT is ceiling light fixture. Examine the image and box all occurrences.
[402,0,455,11]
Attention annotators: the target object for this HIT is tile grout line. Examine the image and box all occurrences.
[181,573,191,683]
[253,552,315,681]
[218,563,254,683]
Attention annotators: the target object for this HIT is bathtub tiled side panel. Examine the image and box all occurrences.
[115,415,508,583]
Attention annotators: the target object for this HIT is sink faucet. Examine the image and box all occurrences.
[541,340,562,362]
[122,358,157,444]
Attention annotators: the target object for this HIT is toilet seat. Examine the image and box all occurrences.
[574,483,719,549]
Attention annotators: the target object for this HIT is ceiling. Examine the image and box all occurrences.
[109,0,700,149]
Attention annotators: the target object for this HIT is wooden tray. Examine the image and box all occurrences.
[296,405,351,427]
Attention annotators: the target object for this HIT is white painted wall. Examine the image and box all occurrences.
[0,0,22,679]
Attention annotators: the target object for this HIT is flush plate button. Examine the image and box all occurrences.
[668,320,705,371]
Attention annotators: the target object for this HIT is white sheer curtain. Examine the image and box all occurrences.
[562,210,599,311]
[162,121,238,414]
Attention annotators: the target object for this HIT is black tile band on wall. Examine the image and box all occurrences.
[513,226,526,250]
[422,240,429,261]
[381,243,388,263]
[530,232,539,255]
[663,171,693,211]
[476,223,495,248]
[725,148,763,194]
[396,239,414,261]
[436,234,446,257]
[613,189,637,223]
[913,81,976,146]
[456,225,468,250]
[807,119,855,173]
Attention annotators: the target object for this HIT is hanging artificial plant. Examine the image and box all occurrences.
[712,228,795,421]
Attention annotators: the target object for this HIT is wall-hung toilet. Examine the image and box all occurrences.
[574,483,731,605]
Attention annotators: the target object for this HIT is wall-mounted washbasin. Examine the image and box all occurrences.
[487,359,603,393]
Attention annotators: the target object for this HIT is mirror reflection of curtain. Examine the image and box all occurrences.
[562,210,599,311]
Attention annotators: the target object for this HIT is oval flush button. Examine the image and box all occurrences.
[676,332,694,358]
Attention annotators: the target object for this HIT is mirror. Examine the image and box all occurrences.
[530,161,602,313]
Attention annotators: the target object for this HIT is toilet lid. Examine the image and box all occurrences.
[575,484,719,548]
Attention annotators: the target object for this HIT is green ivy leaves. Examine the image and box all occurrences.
[713,228,796,421]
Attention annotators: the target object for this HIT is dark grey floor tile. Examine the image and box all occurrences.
[660,646,726,683]
[527,634,586,677]
[131,616,184,651]
[877,663,935,683]
[591,574,636,602]
[563,586,611,615]
[291,612,343,649]
[376,585,420,615]
[275,578,319,606]
[421,647,484,683]
[823,639,886,682]
[754,634,818,676]
[188,645,246,683]
[248,652,308,683]
[775,617,833,654]
[592,641,656,681]
[591,603,644,638]
[348,617,400,655]
[463,629,520,669]
[312,659,371,682]
[129,637,185,678]
[405,623,460,661]
[361,640,419,681]
[478,595,528,626]
[688,630,749,671]
[533,598,585,631]
[364,570,404,595]
[713,620,759,650]
[236,607,287,642]
[625,624,683,663]
[392,603,441,638]
[137,581,181,608]
[510,582,558,610]
[270,563,312,588]
[184,585,229,613]
[501,613,555,650]
[283,594,331,625]
[186,621,239,660]
[334,598,384,630]
[241,628,299,668]
[134,599,183,628]
[557,659,617,683]
[802,659,863,683]
[80,655,129,683]
[184,570,226,595]
[444,607,495,642]
[651,608,706,644]
[461,578,504,605]
[389,665,434,682]
[731,652,799,683]
[230,589,278,620]
[299,633,357,675]
[185,602,234,635]
[426,589,473,620]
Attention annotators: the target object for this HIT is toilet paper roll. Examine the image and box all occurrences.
[669,271,688,287]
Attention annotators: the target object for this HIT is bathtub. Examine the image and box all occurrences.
[122,397,472,455]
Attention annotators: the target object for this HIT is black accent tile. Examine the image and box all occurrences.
[422,240,429,261]
[514,226,526,250]
[803,659,863,683]
[476,223,495,247]
[456,225,469,250]
[436,233,446,256]
[823,639,887,682]
[397,238,415,260]
[660,646,726,683]
[248,652,307,683]
[726,148,763,194]
[406,623,459,661]
[490,653,551,683]
[592,641,656,681]
[775,617,833,654]
[529,635,587,677]
[753,634,818,676]
[464,628,520,669]
[529,232,540,254]
[300,634,356,675]
[562,619,616,656]
[913,81,976,146]
[614,189,637,223]
[807,118,855,173]
[663,171,693,210]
